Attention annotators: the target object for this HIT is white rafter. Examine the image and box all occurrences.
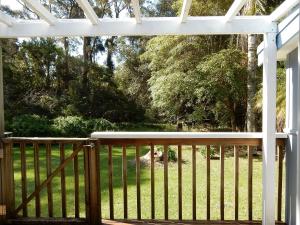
[131,0,141,24]
[0,16,276,38]
[224,0,247,22]
[180,0,192,23]
[0,12,14,26]
[22,0,56,25]
[269,0,299,22]
[75,0,99,25]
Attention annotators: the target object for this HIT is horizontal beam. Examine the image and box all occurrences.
[22,0,57,25]
[75,0,99,25]
[257,8,299,65]
[225,0,247,22]
[180,0,192,23]
[0,16,277,38]
[131,0,141,24]
[0,12,14,26]
[91,131,288,139]
[269,0,299,22]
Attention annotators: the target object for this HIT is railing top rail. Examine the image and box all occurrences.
[1,137,89,143]
[91,132,288,139]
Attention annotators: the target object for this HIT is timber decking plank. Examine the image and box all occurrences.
[8,218,287,225]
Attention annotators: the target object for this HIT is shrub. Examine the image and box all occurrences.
[52,116,118,137]
[87,118,118,133]
[168,148,177,162]
[9,114,52,136]
[52,116,88,137]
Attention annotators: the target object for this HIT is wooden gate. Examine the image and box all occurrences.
[0,138,101,225]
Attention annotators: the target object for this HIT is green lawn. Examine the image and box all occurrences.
[12,145,285,221]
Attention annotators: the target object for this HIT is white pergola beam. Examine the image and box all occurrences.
[75,0,99,25]
[262,32,277,225]
[0,12,14,27]
[180,0,192,23]
[225,0,247,22]
[0,16,276,37]
[22,0,57,25]
[269,0,298,22]
[131,0,141,24]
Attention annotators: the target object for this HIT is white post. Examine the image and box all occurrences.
[285,48,299,225]
[297,36,300,225]
[262,32,277,225]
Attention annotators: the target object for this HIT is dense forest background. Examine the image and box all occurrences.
[1,0,286,136]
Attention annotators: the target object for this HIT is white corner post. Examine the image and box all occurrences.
[262,32,277,225]
[297,34,300,225]
[285,47,299,225]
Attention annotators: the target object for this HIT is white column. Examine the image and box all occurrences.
[297,35,300,225]
[262,32,277,225]
[285,48,299,225]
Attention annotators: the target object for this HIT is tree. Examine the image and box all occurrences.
[242,0,266,132]
[196,49,248,131]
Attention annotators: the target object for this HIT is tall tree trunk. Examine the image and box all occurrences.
[83,37,92,89]
[63,37,70,90]
[246,34,257,132]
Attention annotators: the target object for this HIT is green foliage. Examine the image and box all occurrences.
[156,146,177,162]
[52,116,88,137]
[196,48,248,130]
[87,118,118,132]
[167,148,177,162]
[200,146,217,158]
[9,114,52,137]
[52,116,117,137]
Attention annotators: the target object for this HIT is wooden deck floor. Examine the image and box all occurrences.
[102,219,286,225]
[7,218,287,225]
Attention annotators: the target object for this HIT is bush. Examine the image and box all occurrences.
[87,118,118,133]
[52,116,118,137]
[52,116,88,137]
[9,114,52,136]
[168,148,177,162]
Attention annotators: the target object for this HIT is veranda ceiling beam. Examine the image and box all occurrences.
[180,0,192,23]
[225,0,247,22]
[22,0,57,25]
[131,0,141,24]
[75,0,99,25]
[269,0,299,22]
[0,12,14,26]
[0,16,276,37]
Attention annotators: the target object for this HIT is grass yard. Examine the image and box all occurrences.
[12,144,285,221]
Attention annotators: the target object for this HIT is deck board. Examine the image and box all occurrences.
[102,219,286,225]
[7,218,287,225]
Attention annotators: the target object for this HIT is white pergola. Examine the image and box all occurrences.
[0,0,299,225]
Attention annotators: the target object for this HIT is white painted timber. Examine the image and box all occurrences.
[277,9,299,60]
[75,0,99,25]
[297,37,300,225]
[262,32,277,225]
[22,0,57,25]
[285,48,299,225]
[131,0,141,24]
[224,0,247,22]
[179,0,192,23]
[257,8,299,65]
[0,12,14,26]
[0,16,276,38]
[91,131,287,139]
[269,0,299,22]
